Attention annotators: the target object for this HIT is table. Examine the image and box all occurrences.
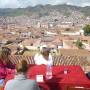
[5,65,90,90]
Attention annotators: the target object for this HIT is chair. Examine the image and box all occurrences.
[68,86,90,90]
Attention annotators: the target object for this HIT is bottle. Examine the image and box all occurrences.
[46,64,52,79]
[64,68,68,74]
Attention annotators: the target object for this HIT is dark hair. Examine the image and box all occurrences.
[42,47,50,53]
[0,47,11,59]
[41,47,50,55]
[16,60,28,73]
[2,47,11,55]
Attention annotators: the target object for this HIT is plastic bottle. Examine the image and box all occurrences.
[64,68,68,74]
[46,64,52,79]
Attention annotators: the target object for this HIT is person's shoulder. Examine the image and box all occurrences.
[5,79,14,86]
[34,53,39,57]
[26,79,38,85]
[4,80,12,90]
[34,53,42,59]
[27,79,36,83]
[35,53,41,56]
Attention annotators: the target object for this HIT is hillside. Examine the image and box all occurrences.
[0,4,90,17]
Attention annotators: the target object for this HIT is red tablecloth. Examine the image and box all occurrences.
[5,65,90,90]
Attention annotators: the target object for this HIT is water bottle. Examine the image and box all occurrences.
[64,68,68,74]
[46,64,52,79]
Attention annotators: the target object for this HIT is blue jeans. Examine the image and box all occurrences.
[0,79,4,86]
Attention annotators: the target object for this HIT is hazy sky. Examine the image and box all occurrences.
[0,0,90,8]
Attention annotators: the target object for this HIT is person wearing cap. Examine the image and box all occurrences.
[34,47,53,65]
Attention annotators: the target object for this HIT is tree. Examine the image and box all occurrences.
[76,39,83,49]
[83,24,90,36]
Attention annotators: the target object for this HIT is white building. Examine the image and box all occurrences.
[61,32,80,36]
[79,29,84,36]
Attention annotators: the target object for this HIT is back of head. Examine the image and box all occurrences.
[16,60,28,73]
[2,47,11,54]
[5,60,40,90]
[0,47,11,59]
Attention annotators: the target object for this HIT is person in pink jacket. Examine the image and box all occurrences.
[0,47,15,86]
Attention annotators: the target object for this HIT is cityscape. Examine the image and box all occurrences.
[0,0,90,90]
[0,4,90,55]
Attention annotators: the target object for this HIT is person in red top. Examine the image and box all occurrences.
[0,47,15,86]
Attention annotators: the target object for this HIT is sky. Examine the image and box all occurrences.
[0,0,90,8]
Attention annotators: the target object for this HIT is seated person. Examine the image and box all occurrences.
[34,46,53,65]
[0,47,15,86]
[86,72,90,79]
[5,60,40,90]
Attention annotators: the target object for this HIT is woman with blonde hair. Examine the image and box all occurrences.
[5,60,40,90]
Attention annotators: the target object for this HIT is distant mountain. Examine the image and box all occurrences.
[0,4,90,17]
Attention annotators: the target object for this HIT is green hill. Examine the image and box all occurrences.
[0,4,90,17]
